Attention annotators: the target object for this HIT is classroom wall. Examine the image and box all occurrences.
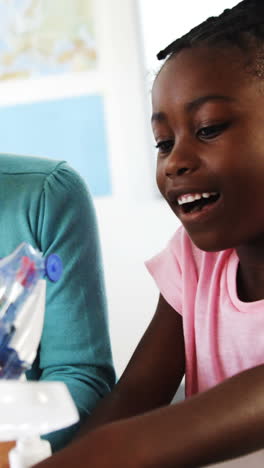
[95,197,180,377]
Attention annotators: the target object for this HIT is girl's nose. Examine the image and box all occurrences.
[165,141,200,177]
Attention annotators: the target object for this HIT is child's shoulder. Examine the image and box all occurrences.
[0,153,64,175]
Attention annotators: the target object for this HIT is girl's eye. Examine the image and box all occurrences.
[197,122,230,140]
[155,140,174,154]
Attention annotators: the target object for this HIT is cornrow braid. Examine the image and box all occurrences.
[157,0,264,62]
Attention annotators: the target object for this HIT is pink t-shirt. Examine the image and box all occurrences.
[146,225,264,398]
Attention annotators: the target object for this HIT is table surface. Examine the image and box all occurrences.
[0,442,15,468]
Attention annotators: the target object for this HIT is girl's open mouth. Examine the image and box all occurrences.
[179,192,220,214]
[176,192,222,223]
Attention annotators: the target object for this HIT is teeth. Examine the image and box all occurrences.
[178,192,217,205]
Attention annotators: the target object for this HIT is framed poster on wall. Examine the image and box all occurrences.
[0,0,112,197]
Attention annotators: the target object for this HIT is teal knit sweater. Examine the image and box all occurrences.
[0,154,115,451]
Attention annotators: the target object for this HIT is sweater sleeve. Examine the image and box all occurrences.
[29,162,115,451]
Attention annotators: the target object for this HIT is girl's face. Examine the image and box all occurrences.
[152,45,264,252]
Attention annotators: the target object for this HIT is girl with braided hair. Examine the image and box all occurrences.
[36,0,264,466]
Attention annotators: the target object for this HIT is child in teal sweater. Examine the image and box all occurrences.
[0,153,115,452]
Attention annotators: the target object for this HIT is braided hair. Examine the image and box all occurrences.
[157,0,264,76]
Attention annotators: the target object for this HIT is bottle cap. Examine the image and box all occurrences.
[45,254,63,282]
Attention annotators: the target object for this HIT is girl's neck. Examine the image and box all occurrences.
[236,242,264,302]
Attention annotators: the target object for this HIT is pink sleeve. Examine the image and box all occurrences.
[145,228,183,315]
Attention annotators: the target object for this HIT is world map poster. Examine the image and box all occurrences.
[0,0,97,81]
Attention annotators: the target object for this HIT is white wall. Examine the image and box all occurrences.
[92,0,156,202]
[95,197,180,377]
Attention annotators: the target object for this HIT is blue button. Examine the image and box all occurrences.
[45,254,63,282]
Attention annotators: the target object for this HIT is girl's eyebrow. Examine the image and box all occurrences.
[186,94,236,112]
[151,95,236,124]
[151,112,166,124]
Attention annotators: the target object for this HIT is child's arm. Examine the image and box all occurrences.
[36,366,264,468]
[34,295,264,467]
[77,293,186,431]
[81,363,264,467]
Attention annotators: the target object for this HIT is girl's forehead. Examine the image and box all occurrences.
[152,45,250,107]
